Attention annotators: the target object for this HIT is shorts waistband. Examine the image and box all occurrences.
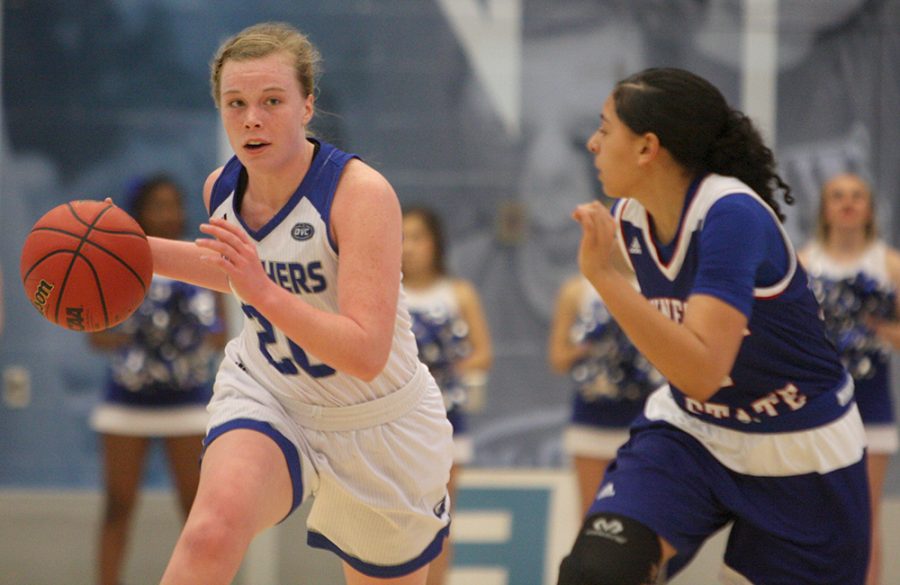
[668,373,854,433]
[642,384,866,475]
[281,363,427,431]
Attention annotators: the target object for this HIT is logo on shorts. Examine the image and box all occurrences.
[292,223,314,241]
[585,516,627,544]
[433,495,447,518]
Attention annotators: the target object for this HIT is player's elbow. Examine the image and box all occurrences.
[667,343,738,402]
[353,365,382,382]
[680,385,720,403]
[674,373,729,403]
[351,346,391,382]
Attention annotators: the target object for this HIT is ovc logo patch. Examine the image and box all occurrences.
[291,223,314,241]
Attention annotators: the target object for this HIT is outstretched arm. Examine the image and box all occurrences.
[149,236,232,293]
[147,167,232,294]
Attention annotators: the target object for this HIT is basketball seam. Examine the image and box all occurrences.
[30,226,147,239]
[21,250,79,284]
[24,202,150,331]
[78,254,109,328]
[55,202,118,326]
[29,226,150,290]
[82,239,151,292]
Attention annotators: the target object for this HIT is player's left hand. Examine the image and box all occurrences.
[572,201,617,283]
[196,218,270,305]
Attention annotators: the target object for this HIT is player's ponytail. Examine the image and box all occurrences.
[705,109,793,222]
[613,67,792,221]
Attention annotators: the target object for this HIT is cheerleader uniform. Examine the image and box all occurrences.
[803,240,898,454]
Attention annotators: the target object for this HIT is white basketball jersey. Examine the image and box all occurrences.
[208,141,421,406]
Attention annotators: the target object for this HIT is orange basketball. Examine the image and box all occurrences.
[20,200,153,332]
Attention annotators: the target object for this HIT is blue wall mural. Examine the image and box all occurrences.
[2,0,899,493]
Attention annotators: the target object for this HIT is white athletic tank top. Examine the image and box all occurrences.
[209,141,421,407]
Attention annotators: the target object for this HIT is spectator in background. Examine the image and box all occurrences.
[401,206,493,585]
[799,172,900,585]
[548,252,663,515]
[88,175,227,585]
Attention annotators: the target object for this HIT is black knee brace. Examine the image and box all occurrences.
[556,513,662,585]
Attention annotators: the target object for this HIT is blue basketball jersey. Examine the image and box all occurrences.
[612,174,850,435]
[589,174,870,584]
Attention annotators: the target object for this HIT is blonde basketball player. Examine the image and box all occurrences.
[147,22,453,585]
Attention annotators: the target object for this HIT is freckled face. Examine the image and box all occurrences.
[402,214,438,278]
[822,174,872,234]
[218,51,314,173]
[585,95,644,199]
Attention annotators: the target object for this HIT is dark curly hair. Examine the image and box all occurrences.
[612,68,793,221]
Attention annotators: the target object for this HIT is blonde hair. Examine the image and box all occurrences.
[814,172,877,243]
[210,22,321,109]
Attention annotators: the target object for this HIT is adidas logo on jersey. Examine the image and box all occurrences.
[629,237,642,255]
[596,482,615,500]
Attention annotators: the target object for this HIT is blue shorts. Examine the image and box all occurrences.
[589,420,870,585]
[570,391,645,429]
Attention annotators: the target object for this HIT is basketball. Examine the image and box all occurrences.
[20,200,154,332]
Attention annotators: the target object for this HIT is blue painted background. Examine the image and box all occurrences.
[2,0,899,493]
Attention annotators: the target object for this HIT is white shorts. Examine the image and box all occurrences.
[91,403,208,437]
[563,424,631,460]
[206,356,454,578]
